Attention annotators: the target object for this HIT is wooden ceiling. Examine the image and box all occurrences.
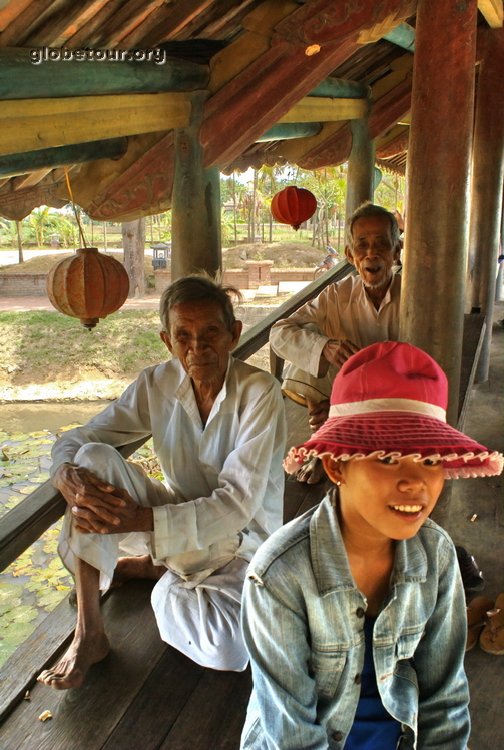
[0,0,501,221]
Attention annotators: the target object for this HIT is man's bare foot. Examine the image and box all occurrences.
[112,555,165,587]
[37,631,110,690]
[295,457,326,484]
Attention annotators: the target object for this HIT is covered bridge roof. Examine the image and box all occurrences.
[0,0,501,221]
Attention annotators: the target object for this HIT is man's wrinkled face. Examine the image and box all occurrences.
[345,216,400,289]
[160,299,241,387]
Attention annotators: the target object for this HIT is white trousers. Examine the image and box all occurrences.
[58,443,249,672]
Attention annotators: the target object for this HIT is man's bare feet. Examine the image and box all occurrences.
[112,555,165,587]
[37,631,110,690]
[295,457,326,484]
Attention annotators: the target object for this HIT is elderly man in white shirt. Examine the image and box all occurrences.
[270,202,401,481]
[38,275,286,691]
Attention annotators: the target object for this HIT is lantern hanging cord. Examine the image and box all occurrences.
[64,168,87,248]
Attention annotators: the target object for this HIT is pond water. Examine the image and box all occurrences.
[1,401,107,434]
[0,400,118,668]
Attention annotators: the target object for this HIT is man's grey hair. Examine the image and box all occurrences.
[346,202,401,249]
[159,274,241,331]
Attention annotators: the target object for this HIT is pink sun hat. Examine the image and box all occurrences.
[284,341,503,479]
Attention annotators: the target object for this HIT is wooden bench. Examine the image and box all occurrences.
[0,460,328,749]
[0,295,486,748]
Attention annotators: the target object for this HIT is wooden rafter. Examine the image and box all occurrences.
[278,96,368,123]
[478,0,503,28]
[0,93,191,157]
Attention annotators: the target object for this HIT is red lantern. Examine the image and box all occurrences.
[46,247,130,329]
[271,186,317,230]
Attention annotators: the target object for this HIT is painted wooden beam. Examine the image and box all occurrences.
[81,132,176,222]
[382,22,416,51]
[52,0,417,222]
[478,0,503,28]
[202,0,416,167]
[309,78,368,98]
[0,182,68,221]
[0,47,209,100]
[0,93,191,156]
[292,55,413,170]
[257,123,322,142]
[278,96,368,123]
[376,126,409,158]
[0,138,128,178]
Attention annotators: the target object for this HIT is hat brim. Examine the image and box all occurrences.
[284,412,504,479]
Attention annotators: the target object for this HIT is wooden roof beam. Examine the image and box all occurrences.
[279,96,368,124]
[256,123,322,142]
[478,0,503,28]
[0,138,128,178]
[0,93,191,157]
[0,47,209,100]
[0,182,68,221]
[203,0,416,167]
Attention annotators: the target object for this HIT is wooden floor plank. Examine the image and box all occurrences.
[0,581,166,750]
[102,647,205,750]
[160,667,252,750]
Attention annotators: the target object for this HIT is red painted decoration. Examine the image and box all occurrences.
[271,186,317,230]
[46,247,129,329]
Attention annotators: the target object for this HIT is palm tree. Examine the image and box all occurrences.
[27,206,51,248]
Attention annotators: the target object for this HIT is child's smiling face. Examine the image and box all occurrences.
[323,455,445,541]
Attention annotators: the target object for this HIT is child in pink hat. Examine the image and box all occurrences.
[240,341,503,750]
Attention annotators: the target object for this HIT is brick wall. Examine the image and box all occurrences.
[1,266,314,298]
[0,273,48,296]
[154,265,283,294]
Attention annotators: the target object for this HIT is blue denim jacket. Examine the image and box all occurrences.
[240,494,470,750]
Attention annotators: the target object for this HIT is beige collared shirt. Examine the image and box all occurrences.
[270,273,401,378]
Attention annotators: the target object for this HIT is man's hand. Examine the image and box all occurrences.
[71,491,153,535]
[322,339,359,368]
[52,463,152,535]
[306,399,330,432]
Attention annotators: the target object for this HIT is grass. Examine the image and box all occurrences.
[0,309,167,382]
[0,239,326,389]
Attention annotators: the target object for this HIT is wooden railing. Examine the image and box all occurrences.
[0,261,353,573]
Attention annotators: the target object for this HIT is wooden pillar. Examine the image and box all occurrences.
[345,117,375,220]
[400,0,477,426]
[171,92,221,280]
[469,29,504,381]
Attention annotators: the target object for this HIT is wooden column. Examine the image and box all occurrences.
[345,117,375,219]
[400,0,477,426]
[171,93,221,280]
[469,29,504,381]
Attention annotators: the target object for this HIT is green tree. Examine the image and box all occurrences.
[27,206,51,247]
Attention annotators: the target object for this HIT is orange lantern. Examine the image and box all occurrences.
[271,186,317,230]
[46,247,129,329]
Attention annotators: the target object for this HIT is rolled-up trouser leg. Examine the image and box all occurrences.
[58,442,172,590]
[151,557,249,671]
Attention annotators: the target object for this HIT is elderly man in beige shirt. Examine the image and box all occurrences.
[270,202,402,482]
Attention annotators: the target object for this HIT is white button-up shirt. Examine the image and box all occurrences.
[51,356,286,569]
